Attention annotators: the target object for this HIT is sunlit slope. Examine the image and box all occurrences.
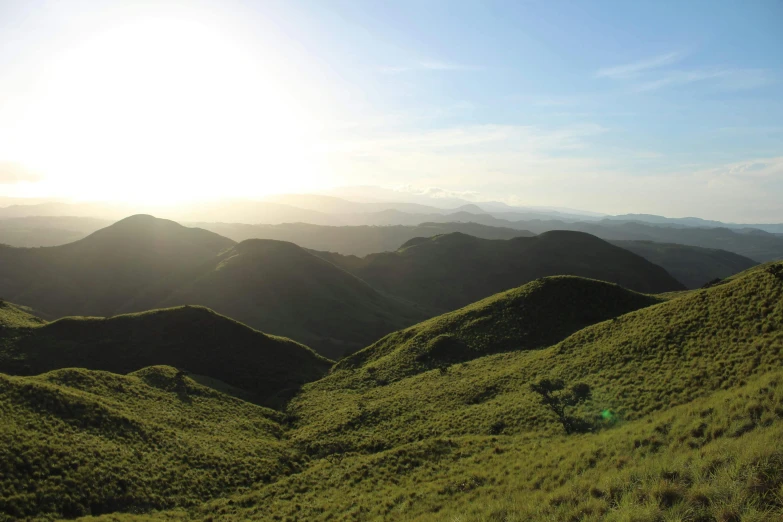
[611,239,758,288]
[157,239,428,359]
[0,366,294,521]
[0,215,234,318]
[317,230,684,312]
[334,276,663,384]
[0,300,45,328]
[81,265,783,522]
[110,370,783,522]
[0,305,331,407]
[290,264,782,455]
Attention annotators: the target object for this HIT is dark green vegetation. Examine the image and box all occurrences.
[611,239,758,288]
[0,306,331,407]
[0,215,234,318]
[196,221,531,256]
[522,220,783,262]
[0,215,427,358]
[155,239,428,359]
[316,231,683,312]
[0,366,294,521]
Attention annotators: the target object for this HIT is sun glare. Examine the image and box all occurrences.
[11,10,326,204]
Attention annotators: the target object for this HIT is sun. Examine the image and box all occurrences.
[9,9,327,205]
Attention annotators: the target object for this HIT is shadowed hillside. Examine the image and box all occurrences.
[315,230,684,312]
[0,215,234,318]
[611,239,759,288]
[155,239,429,359]
[0,305,331,407]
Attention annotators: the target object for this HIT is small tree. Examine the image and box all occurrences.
[766,263,783,281]
[531,378,593,434]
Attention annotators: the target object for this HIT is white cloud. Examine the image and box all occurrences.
[595,52,683,79]
[635,68,772,92]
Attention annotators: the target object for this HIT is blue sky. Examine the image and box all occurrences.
[0,0,781,221]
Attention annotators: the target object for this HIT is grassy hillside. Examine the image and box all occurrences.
[0,305,332,408]
[291,264,781,455]
[0,300,45,328]
[72,263,783,522]
[0,215,234,318]
[0,366,294,521]
[334,276,663,384]
[316,231,684,312]
[156,239,428,359]
[611,239,758,288]
[195,221,533,256]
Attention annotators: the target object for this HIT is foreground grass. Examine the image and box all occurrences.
[80,370,783,521]
[0,366,293,521]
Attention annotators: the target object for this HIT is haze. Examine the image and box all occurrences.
[0,0,781,222]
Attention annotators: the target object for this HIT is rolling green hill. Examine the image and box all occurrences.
[0,215,235,318]
[315,230,684,312]
[0,305,331,407]
[611,239,758,288]
[0,366,294,521]
[333,276,663,384]
[65,263,782,522]
[155,239,429,359]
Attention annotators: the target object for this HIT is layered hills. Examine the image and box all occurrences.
[154,239,428,359]
[14,262,777,521]
[611,239,758,288]
[315,230,684,311]
[0,305,331,407]
[0,215,234,318]
[0,216,428,358]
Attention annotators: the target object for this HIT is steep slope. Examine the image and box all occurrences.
[316,231,683,312]
[156,239,429,359]
[0,215,235,318]
[194,221,533,256]
[334,276,663,384]
[0,366,294,521]
[291,263,783,454]
[132,263,783,522]
[0,306,331,407]
[611,239,758,288]
[0,300,45,328]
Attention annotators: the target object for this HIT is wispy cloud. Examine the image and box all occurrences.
[596,51,772,92]
[378,60,481,74]
[595,52,683,79]
[635,68,772,92]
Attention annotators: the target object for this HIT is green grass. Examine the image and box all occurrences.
[0,305,332,408]
[0,366,294,521]
[1,262,781,521]
[0,300,45,328]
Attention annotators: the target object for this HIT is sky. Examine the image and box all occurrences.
[0,0,781,222]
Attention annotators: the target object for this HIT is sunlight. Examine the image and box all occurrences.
[12,11,326,204]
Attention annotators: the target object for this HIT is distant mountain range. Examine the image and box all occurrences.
[0,214,723,359]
